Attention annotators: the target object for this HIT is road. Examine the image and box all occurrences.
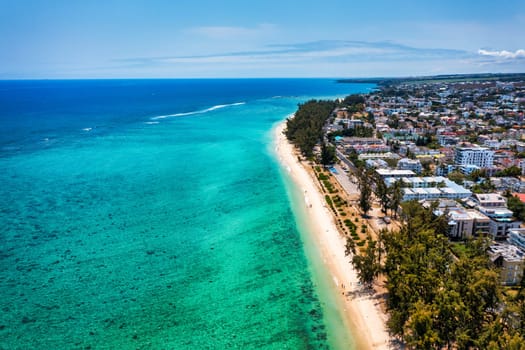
[335,148,356,172]
[331,163,359,198]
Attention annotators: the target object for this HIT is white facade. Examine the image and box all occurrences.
[376,169,416,179]
[508,228,525,251]
[385,176,471,201]
[473,193,521,239]
[454,146,494,168]
[397,158,422,174]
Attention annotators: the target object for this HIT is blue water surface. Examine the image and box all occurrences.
[0,79,373,349]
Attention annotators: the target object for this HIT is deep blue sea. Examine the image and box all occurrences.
[0,79,374,349]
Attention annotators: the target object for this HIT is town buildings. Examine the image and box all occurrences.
[330,75,525,285]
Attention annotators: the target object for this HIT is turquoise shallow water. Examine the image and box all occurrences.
[0,80,373,349]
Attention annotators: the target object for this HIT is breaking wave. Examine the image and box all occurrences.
[151,102,246,120]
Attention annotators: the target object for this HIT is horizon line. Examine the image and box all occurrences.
[1,72,525,82]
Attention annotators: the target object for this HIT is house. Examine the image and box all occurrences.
[488,242,525,286]
[471,193,521,240]
[508,228,525,251]
[397,158,423,174]
[425,199,491,240]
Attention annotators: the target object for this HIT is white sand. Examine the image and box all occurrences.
[274,121,393,350]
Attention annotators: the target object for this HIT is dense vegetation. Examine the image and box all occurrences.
[285,100,336,157]
[328,126,374,138]
[506,193,525,222]
[349,201,525,349]
[495,166,522,177]
[354,167,402,218]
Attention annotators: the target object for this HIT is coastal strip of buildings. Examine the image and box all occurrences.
[327,77,525,285]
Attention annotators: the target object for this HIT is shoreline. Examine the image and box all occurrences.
[273,121,392,350]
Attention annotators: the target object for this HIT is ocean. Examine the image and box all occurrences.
[0,79,374,349]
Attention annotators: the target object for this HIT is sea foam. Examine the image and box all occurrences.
[151,102,246,120]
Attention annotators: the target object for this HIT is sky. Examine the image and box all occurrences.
[0,0,524,79]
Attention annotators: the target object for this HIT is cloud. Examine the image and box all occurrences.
[120,40,470,67]
[109,40,525,78]
[478,49,525,59]
[267,40,468,60]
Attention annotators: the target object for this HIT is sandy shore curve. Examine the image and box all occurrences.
[273,121,393,350]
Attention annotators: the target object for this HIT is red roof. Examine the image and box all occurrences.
[513,193,525,203]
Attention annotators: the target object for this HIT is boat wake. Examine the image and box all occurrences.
[151,102,246,120]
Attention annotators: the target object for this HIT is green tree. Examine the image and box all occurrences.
[373,173,390,214]
[379,201,516,347]
[357,169,372,216]
[403,301,441,350]
[447,170,465,185]
[320,142,336,166]
[495,165,522,177]
[389,180,403,218]
[506,194,525,221]
[285,100,335,157]
[467,168,487,182]
[471,179,496,193]
[345,235,356,256]
[351,236,381,288]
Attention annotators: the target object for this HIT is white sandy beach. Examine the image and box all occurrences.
[274,121,392,350]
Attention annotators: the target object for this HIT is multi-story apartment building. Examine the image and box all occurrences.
[454,146,494,169]
[383,176,471,201]
[472,193,521,239]
[488,242,525,286]
[447,208,491,240]
[397,158,422,174]
[508,228,525,251]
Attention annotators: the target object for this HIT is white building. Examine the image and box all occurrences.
[472,193,521,240]
[376,169,416,179]
[508,228,525,251]
[488,242,525,286]
[397,158,422,174]
[454,146,494,168]
[384,176,471,201]
[447,208,491,240]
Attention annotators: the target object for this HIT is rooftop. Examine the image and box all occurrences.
[488,242,525,263]
[376,169,416,177]
[475,193,506,204]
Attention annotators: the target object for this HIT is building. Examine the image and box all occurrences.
[425,199,491,240]
[454,146,494,168]
[468,210,491,237]
[488,242,525,286]
[376,169,416,179]
[358,152,400,160]
[365,159,388,169]
[472,193,521,240]
[447,208,473,240]
[508,228,525,251]
[397,158,422,174]
[438,133,459,146]
[384,176,471,201]
[459,164,481,175]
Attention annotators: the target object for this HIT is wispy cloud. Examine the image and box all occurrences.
[119,40,470,67]
[109,40,525,77]
[478,48,525,59]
